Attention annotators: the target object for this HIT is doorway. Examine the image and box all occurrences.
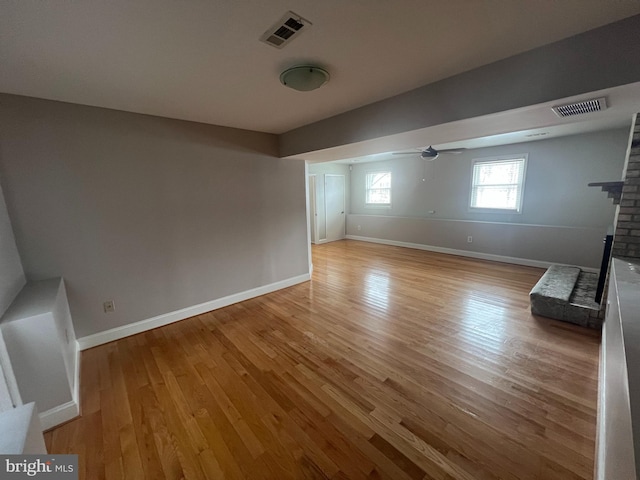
[325,174,345,242]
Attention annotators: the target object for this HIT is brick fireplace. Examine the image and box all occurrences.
[545,112,640,328]
[613,113,640,259]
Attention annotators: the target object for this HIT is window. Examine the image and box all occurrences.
[365,171,391,206]
[470,156,527,212]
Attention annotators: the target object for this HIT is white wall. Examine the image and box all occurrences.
[0,173,25,411]
[347,128,628,267]
[0,181,25,318]
[0,94,309,339]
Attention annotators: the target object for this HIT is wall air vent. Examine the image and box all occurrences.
[551,97,607,118]
[260,11,311,49]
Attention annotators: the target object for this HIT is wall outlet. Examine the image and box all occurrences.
[357,225,361,231]
[103,300,115,313]
[467,236,473,243]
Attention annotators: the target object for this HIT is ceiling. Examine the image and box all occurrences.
[313,82,640,164]
[2,0,640,137]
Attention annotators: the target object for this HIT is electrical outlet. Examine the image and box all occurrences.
[357,225,361,231]
[467,236,473,243]
[103,300,115,313]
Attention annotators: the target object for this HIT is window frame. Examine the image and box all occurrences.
[469,154,528,214]
[365,170,392,208]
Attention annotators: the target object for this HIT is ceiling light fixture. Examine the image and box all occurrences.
[280,66,329,92]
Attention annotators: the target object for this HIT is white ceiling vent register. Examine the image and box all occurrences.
[260,11,311,49]
[551,97,607,117]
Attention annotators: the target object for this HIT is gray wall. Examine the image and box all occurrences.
[0,181,25,317]
[280,15,640,156]
[308,162,351,241]
[347,128,628,267]
[0,94,309,338]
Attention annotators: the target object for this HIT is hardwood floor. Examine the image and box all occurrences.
[45,240,601,479]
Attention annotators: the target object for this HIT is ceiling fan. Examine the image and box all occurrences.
[393,145,466,160]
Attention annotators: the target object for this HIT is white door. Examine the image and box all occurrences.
[308,175,318,244]
[325,174,345,242]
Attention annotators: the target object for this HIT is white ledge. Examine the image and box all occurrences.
[0,403,47,454]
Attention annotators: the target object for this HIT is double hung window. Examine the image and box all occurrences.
[470,156,527,212]
[365,171,391,206]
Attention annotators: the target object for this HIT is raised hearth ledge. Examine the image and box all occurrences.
[596,257,640,479]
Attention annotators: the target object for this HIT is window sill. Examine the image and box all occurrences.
[469,207,522,214]
[365,204,391,209]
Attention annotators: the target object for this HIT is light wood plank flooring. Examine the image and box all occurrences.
[45,240,601,479]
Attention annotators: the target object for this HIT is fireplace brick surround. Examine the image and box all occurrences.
[587,113,640,326]
[530,113,639,328]
[613,113,640,259]
[588,113,640,326]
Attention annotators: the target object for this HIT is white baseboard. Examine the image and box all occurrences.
[39,400,79,431]
[77,273,311,351]
[345,235,598,273]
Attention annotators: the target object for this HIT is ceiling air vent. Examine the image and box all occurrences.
[260,11,311,49]
[551,97,607,118]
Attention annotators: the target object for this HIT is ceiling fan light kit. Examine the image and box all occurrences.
[280,66,330,91]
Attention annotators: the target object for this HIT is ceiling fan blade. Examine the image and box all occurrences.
[438,148,467,154]
[392,146,465,158]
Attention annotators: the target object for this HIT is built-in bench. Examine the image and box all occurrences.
[0,278,79,430]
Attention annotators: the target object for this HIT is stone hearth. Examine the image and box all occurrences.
[530,265,602,328]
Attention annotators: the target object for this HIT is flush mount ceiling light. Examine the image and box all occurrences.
[280,66,329,92]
